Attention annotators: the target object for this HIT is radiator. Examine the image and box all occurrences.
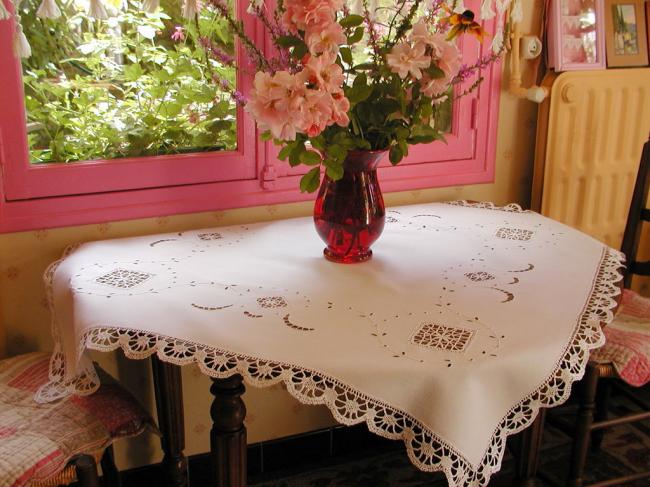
[532,68,650,249]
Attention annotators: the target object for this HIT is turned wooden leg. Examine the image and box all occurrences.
[591,378,611,452]
[75,454,101,487]
[567,362,600,487]
[515,409,546,487]
[100,444,121,487]
[151,355,189,487]
[210,374,247,487]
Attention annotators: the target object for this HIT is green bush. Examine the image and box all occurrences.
[20,0,237,164]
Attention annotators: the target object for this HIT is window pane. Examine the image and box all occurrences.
[20,0,237,164]
[349,1,453,135]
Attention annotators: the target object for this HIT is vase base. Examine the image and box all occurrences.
[323,248,373,264]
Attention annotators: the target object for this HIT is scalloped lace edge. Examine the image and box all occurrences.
[36,202,625,487]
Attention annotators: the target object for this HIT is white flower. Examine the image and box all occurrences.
[142,0,160,13]
[13,21,31,58]
[37,0,61,19]
[182,0,198,19]
[88,0,108,19]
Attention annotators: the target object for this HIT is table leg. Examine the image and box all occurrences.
[515,409,546,487]
[151,355,189,487]
[210,374,247,487]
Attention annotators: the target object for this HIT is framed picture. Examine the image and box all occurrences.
[604,0,649,66]
[548,0,607,71]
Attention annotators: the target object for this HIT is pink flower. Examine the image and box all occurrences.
[171,26,185,42]
[421,36,461,97]
[282,0,343,33]
[330,91,350,127]
[302,52,345,91]
[409,19,434,48]
[386,41,431,80]
[246,71,306,140]
[305,22,346,55]
[298,90,333,137]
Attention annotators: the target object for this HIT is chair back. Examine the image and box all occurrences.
[621,135,650,289]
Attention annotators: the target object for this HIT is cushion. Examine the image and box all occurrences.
[591,289,650,386]
[0,352,153,487]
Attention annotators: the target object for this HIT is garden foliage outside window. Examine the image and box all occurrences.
[20,0,237,164]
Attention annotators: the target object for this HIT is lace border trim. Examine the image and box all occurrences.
[36,202,625,487]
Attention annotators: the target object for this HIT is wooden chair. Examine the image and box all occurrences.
[0,351,154,487]
[564,136,650,487]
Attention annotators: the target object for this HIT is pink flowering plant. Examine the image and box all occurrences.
[199,0,502,192]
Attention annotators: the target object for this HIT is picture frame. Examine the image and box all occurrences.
[604,0,649,66]
[548,0,607,71]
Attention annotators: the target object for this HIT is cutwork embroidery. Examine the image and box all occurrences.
[95,269,153,288]
[412,323,475,352]
[198,232,223,241]
[495,228,534,241]
[257,296,288,308]
[465,271,495,282]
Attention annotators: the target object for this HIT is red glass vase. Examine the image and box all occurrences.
[313,150,386,263]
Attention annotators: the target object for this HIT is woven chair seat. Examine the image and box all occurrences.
[591,289,650,386]
[0,352,153,487]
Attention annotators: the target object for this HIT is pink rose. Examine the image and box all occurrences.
[302,52,345,91]
[305,22,346,55]
[386,41,431,80]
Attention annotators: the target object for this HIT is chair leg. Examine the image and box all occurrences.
[100,444,122,487]
[591,378,611,452]
[567,362,600,487]
[75,454,101,487]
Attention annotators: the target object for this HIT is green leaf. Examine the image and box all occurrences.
[339,14,364,28]
[158,102,183,118]
[291,44,309,60]
[340,47,353,65]
[347,26,364,44]
[278,144,293,160]
[277,35,304,47]
[325,162,344,180]
[260,131,273,141]
[389,145,403,165]
[426,64,446,79]
[300,150,321,165]
[289,142,306,166]
[300,167,321,193]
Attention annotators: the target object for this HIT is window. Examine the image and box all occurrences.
[0,0,501,232]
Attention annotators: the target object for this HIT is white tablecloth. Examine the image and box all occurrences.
[37,202,623,487]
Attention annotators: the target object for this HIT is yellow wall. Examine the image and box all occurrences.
[0,5,543,470]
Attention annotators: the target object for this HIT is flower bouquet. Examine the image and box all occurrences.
[197,0,511,262]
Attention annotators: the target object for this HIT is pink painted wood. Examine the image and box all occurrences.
[0,0,501,233]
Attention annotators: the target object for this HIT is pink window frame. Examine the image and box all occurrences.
[0,0,501,233]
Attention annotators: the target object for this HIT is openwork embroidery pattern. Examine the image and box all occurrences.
[495,228,534,241]
[95,269,153,288]
[36,202,626,487]
[465,272,495,282]
[412,323,475,352]
[257,296,288,309]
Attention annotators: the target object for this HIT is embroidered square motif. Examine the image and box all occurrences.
[495,227,534,241]
[257,296,288,308]
[198,232,223,241]
[411,323,474,352]
[95,269,153,288]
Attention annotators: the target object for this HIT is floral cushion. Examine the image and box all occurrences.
[591,289,650,386]
[0,352,153,487]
